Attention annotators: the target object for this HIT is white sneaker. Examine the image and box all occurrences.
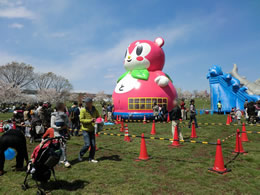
[64,161,71,168]
[89,159,98,163]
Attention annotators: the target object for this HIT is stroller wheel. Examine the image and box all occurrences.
[37,189,45,195]
[21,183,28,191]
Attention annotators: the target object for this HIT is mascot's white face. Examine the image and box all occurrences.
[124,42,151,71]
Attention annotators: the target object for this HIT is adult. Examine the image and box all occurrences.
[180,98,186,120]
[188,99,198,128]
[217,101,222,114]
[152,102,159,121]
[169,99,183,140]
[50,102,71,168]
[78,98,99,163]
[0,130,28,176]
[70,102,80,136]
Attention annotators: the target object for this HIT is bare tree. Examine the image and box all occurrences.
[37,88,68,103]
[52,75,73,93]
[33,72,56,90]
[33,72,72,93]
[0,80,24,103]
[0,62,34,88]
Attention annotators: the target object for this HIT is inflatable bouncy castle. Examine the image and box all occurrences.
[112,37,177,119]
[207,64,260,112]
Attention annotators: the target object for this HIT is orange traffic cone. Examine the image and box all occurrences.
[150,120,156,135]
[115,115,119,124]
[0,120,3,132]
[104,115,108,122]
[136,133,150,161]
[167,114,170,123]
[226,114,230,125]
[190,121,197,138]
[209,139,231,174]
[124,124,131,142]
[12,121,16,130]
[169,126,182,147]
[233,129,247,154]
[120,120,124,132]
[143,115,147,124]
[241,123,249,142]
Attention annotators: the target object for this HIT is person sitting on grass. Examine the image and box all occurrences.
[0,129,28,176]
[78,98,99,163]
[51,102,71,168]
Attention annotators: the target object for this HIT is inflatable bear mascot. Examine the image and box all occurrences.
[112,37,177,119]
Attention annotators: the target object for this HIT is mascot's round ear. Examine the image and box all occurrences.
[154,37,164,47]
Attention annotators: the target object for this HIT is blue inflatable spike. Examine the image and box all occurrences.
[211,110,214,115]
[224,111,226,115]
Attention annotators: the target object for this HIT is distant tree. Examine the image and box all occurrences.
[0,62,34,88]
[37,88,70,103]
[95,91,108,103]
[33,72,72,93]
[0,80,24,103]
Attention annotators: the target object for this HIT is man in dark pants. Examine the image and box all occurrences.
[188,99,198,128]
[78,98,100,163]
[70,102,80,136]
[0,130,28,176]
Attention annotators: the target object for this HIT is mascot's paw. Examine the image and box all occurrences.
[154,75,169,87]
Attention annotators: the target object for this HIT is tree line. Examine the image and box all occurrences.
[0,62,73,103]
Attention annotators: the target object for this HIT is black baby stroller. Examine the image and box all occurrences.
[22,137,64,194]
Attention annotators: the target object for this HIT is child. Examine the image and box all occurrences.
[235,109,242,125]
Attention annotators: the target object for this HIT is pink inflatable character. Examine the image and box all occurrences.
[112,37,177,119]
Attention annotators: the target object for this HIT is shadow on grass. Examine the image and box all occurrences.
[43,179,89,191]
[97,155,122,161]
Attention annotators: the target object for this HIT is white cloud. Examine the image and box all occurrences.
[8,23,24,29]
[0,6,35,19]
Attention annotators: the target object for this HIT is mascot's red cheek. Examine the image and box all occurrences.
[136,56,143,61]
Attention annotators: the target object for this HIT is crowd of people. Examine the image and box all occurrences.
[0,98,102,176]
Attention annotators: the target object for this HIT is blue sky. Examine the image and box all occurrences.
[0,0,259,93]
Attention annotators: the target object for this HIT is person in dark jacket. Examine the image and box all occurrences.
[169,99,183,140]
[188,99,198,128]
[0,130,28,176]
[70,102,80,136]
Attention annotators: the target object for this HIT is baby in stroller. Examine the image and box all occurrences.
[22,128,65,194]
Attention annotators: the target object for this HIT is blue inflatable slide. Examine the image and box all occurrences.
[207,65,260,113]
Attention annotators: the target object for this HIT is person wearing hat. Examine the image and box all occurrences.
[78,98,100,163]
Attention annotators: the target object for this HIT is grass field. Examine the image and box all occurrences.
[0,101,260,194]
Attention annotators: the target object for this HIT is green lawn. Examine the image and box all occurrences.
[0,106,260,194]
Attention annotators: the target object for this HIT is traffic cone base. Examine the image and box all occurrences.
[208,167,231,175]
[136,133,150,161]
[209,139,231,174]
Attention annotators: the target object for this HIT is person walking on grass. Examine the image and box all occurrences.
[169,99,183,141]
[78,98,100,163]
[70,102,80,136]
[188,99,198,128]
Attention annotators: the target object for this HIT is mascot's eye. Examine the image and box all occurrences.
[136,45,143,56]
[124,50,127,58]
